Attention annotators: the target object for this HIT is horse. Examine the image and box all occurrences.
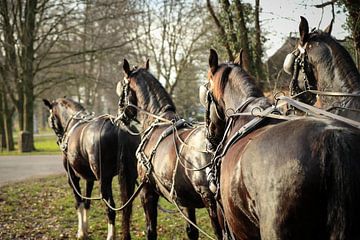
[283,16,360,121]
[43,98,140,240]
[116,59,223,239]
[200,48,360,239]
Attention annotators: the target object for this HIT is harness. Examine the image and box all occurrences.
[49,110,95,152]
[117,74,218,239]
[200,80,285,239]
[136,118,191,177]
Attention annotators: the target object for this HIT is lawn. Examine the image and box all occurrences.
[0,175,215,239]
[0,131,60,156]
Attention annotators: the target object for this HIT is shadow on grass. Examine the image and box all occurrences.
[0,174,215,239]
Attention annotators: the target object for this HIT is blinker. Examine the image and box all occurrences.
[199,84,209,107]
[116,81,123,97]
[283,50,299,75]
[209,102,222,123]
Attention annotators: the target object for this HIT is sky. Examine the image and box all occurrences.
[250,0,349,58]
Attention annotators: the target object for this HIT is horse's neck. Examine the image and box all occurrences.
[140,103,177,130]
[60,110,82,132]
[316,42,360,92]
[317,58,360,109]
[318,66,360,93]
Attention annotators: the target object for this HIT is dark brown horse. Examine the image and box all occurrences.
[116,59,222,239]
[202,49,360,239]
[43,98,140,240]
[284,16,360,121]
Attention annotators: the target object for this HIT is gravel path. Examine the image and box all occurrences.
[0,155,64,187]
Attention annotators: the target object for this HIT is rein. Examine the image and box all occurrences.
[66,156,146,210]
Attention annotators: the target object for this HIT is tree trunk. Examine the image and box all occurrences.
[254,0,265,87]
[0,93,5,151]
[344,0,360,70]
[207,0,234,60]
[234,0,253,74]
[1,93,14,151]
[0,0,23,131]
[220,0,240,55]
[20,0,38,151]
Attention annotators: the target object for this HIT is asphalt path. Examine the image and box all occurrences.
[0,155,64,187]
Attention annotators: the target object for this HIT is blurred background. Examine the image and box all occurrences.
[0,0,359,152]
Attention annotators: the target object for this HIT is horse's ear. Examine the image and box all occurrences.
[43,99,52,109]
[123,59,131,77]
[299,16,309,45]
[324,18,334,35]
[233,49,243,67]
[209,48,218,74]
[145,59,149,70]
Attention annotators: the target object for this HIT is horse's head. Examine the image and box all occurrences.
[200,49,266,150]
[116,59,142,124]
[117,58,176,126]
[283,16,338,104]
[43,98,85,142]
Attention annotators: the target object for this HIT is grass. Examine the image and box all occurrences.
[0,130,60,156]
[0,175,215,239]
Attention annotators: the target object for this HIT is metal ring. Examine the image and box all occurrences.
[251,106,263,116]
[225,108,235,118]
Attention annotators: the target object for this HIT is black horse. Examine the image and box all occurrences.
[43,98,140,240]
[284,16,360,121]
[201,48,360,239]
[116,59,222,239]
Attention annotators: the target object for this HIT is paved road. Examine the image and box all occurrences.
[0,155,64,187]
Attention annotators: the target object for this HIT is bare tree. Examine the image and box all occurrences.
[129,0,210,98]
[0,0,140,151]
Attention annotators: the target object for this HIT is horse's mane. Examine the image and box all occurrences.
[131,68,176,113]
[57,98,85,111]
[309,30,360,90]
[212,63,264,100]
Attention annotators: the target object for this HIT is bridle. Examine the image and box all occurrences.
[199,82,226,150]
[284,41,317,105]
[117,74,132,122]
[199,80,258,151]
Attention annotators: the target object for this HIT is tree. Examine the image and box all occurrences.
[127,0,211,115]
[314,0,360,69]
[206,0,266,86]
[0,0,140,151]
[340,0,360,69]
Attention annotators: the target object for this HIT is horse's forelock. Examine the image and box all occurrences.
[211,64,263,101]
[212,64,232,101]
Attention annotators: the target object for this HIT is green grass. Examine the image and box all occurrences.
[0,175,215,239]
[0,131,60,156]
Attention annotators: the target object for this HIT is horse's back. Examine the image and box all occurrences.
[222,117,360,239]
[71,116,139,179]
[142,125,206,207]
